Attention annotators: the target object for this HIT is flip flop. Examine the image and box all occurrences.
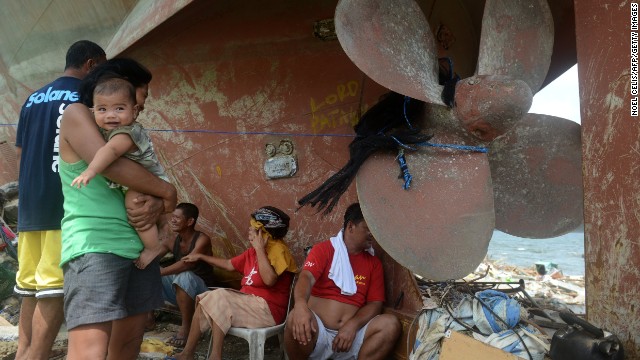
[167,334,186,347]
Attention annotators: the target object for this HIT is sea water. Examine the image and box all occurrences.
[487,230,585,276]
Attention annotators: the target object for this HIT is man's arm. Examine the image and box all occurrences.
[61,103,176,210]
[182,253,235,272]
[288,270,317,346]
[160,232,211,276]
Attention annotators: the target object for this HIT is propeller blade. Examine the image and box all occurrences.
[335,0,444,105]
[476,0,554,93]
[357,140,494,280]
[454,75,533,142]
[489,114,583,238]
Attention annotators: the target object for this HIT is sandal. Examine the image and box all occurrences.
[167,334,187,347]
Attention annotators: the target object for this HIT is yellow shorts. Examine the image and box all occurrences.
[14,230,64,298]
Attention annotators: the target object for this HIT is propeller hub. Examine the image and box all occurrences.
[454,75,533,142]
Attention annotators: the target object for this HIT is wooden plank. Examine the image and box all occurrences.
[383,308,419,360]
[440,331,518,360]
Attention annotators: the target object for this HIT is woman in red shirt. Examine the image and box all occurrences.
[172,206,298,360]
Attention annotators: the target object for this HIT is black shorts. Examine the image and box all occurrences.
[63,253,162,330]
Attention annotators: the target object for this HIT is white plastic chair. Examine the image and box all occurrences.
[225,322,287,360]
[207,275,296,360]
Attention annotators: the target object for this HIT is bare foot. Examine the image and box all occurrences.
[134,247,156,269]
[170,351,195,360]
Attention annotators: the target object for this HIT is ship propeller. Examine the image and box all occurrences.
[334,0,583,280]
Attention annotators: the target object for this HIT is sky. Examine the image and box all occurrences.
[529,64,581,123]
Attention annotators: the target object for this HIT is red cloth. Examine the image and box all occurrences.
[231,248,293,324]
[304,240,385,307]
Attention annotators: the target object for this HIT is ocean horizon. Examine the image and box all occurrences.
[487,230,585,276]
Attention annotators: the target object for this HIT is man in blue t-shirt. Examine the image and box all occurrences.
[14,40,105,360]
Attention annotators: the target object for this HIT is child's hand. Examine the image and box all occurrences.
[70,170,96,188]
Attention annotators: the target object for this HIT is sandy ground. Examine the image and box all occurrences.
[0,312,284,360]
[0,258,588,359]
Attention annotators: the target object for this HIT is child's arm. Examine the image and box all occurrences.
[71,134,136,188]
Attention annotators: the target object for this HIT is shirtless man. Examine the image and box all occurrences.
[284,203,401,360]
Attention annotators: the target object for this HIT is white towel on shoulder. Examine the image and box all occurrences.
[328,230,375,296]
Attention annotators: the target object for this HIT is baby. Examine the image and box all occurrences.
[71,76,168,269]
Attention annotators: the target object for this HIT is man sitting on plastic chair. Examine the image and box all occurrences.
[171,206,298,360]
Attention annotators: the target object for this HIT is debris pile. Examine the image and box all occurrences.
[411,258,587,359]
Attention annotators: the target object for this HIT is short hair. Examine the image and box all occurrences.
[93,77,136,104]
[80,58,152,106]
[65,40,105,70]
[177,203,199,226]
[343,203,365,232]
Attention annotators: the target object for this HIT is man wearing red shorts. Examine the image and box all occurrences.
[285,203,401,360]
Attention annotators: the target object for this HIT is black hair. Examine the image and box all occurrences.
[79,58,152,107]
[64,40,105,70]
[297,92,431,215]
[176,203,199,226]
[343,203,365,232]
[255,206,290,239]
[93,77,136,104]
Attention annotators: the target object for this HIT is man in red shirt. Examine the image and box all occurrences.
[285,203,401,360]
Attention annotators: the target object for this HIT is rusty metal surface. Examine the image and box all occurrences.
[489,114,583,238]
[0,0,136,82]
[372,242,424,313]
[112,0,393,263]
[477,0,554,94]
[334,0,444,105]
[106,0,194,57]
[575,0,640,356]
[454,75,533,142]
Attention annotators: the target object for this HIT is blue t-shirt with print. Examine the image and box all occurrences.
[15,76,81,231]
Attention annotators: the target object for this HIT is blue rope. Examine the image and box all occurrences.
[403,96,415,130]
[390,135,417,151]
[0,122,359,138]
[396,149,412,190]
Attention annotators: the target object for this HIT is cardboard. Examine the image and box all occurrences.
[440,331,519,360]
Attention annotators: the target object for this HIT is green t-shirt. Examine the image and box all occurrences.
[59,158,142,266]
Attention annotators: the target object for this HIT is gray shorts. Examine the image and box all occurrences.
[161,271,209,305]
[63,253,163,330]
[309,311,372,360]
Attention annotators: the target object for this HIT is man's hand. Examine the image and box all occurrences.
[289,304,317,346]
[182,253,202,263]
[127,194,163,231]
[332,320,358,352]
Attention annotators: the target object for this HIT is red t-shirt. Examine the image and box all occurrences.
[231,248,293,324]
[304,240,385,307]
